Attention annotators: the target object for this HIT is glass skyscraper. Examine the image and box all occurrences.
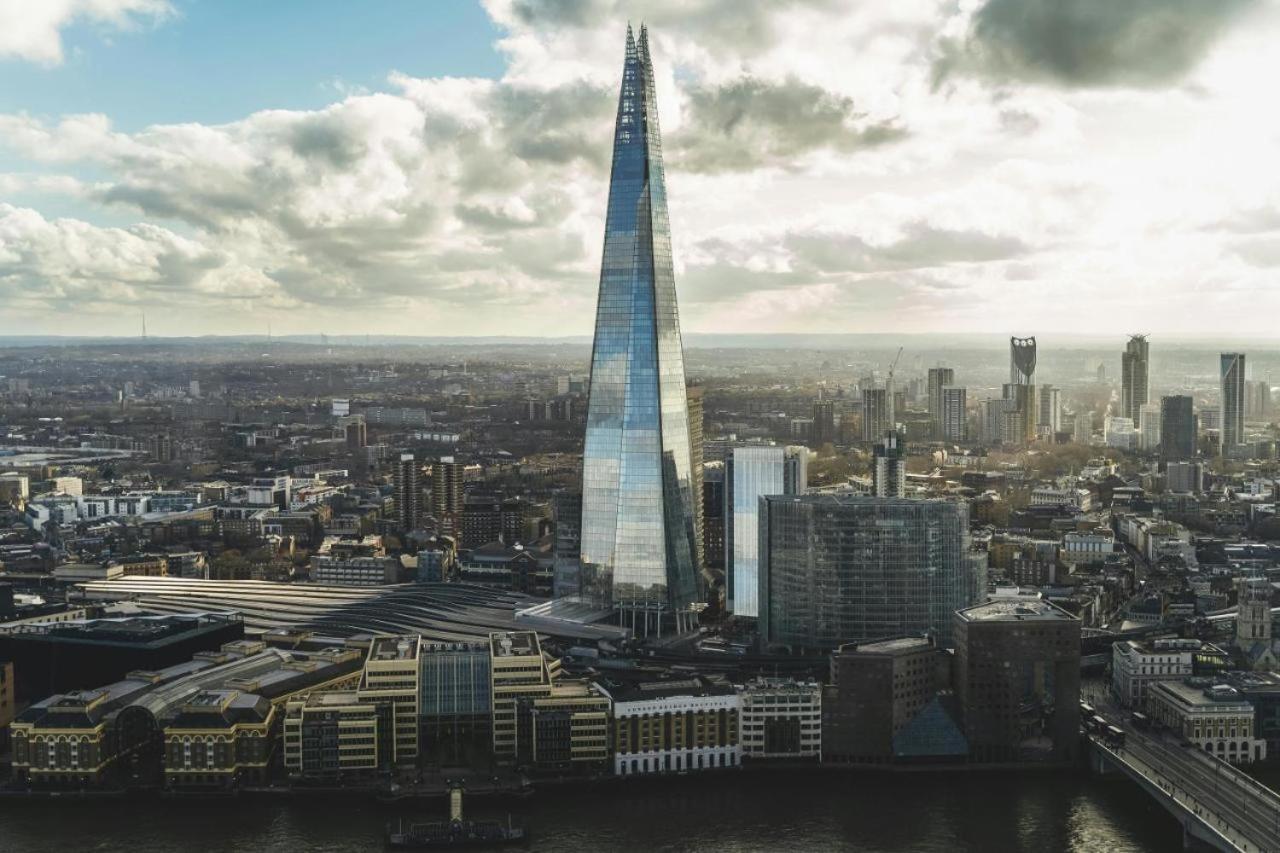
[724,446,807,618]
[580,26,699,625]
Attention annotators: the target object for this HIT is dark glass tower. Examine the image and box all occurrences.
[580,26,699,626]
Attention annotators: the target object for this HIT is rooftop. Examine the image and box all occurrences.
[489,630,539,658]
[956,598,1077,623]
[838,636,934,656]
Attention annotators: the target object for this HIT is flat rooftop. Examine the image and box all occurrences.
[489,631,539,658]
[841,637,934,656]
[957,599,1076,623]
[368,635,419,661]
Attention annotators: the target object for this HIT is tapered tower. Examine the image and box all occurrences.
[579,26,699,630]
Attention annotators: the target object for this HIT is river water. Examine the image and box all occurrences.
[0,770,1188,852]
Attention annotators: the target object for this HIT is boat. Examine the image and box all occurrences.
[386,784,527,849]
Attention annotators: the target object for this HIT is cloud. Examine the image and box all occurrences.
[936,0,1260,88]
[672,76,905,173]
[0,0,172,66]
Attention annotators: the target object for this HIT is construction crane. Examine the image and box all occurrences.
[886,346,903,431]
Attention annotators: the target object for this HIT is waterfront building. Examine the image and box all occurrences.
[1146,680,1266,764]
[13,641,362,789]
[598,673,740,776]
[489,631,557,763]
[1160,395,1196,462]
[283,692,382,779]
[736,679,822,761]
[1121,335,1149,424]
[357,636,421,768]
[1112,638,1225,709]
[823,638,958,764]
[418,641,491,766]
[871,432,905,498]
[927,368,954,437]
[516,679,611,775]
[758,495,982,651]
[725,445,806,618]
[953,599,1081,763]
[579,26,700,629]
[1220,353,1246,455]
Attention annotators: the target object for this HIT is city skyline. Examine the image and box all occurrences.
[1,1,1279,338]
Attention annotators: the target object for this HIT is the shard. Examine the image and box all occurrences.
[579,25,699,629]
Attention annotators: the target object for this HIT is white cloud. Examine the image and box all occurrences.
[0,0,172,66]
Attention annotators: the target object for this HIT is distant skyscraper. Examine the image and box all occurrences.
[982,398,1011,445]
[1245,379,1270,419]
[1121,335,1150,424]
[862,388,889,442]
[431,457,464,522]
[1137,403,1161,452]
[687,385,705,574]
[1073,410,1092,445]
[812,399,836,447]
[872,432,905,498]
[1220,353,1246,455]
[940,386,967,442]
[579,27,699,625]
[394,453,420,531]
[1009,336,1036,386]
[552,491,582,599]
[1037,385,1061,434]
[1158,395,1195,463]
[725,446,805,618]
[927,367,954,436]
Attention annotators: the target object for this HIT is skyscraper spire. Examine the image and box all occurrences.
[578,26,699,629]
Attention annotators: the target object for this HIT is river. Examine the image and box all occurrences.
[0,769,1188,852]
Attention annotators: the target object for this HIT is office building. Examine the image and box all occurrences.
[824,637,959,764]
[1246,379,1271,419]
[953,599,1080,763]
[418,641,492,766]
[1160,395,1195,462]
[812,399,836,447]
[357,636,422,767]
[459,495,525,549]
[1220,352,1246,454]
[1037,385,1061,434]
[1137,403,1161,452]
[871,432,905,498]
[599,673,741,776]
[1010,336,1036,386]
[393,454,420,531]
[579,28,699,627]
[489,631,556,763]
[982,398,1010,445]
[940,387,967,442]
[552,491,582,599]
[759,496,982,651]
[862,388,889,441]
[927,368,954,436]
[701,461,725,574]
[1147,681,1266,764]
[1073,410,1092,445]
[1165,461,1203,494]
[725,446,806,618]
[1005,337,1037,444]
[1112,638,1222,708]
[737,679,822,761]
[1121,334,1149,424]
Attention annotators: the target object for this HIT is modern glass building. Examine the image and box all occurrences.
[1160,394,1196,462]
[724,446,806,618]
[1220,352,1246,455]
[758,495,983,651]
[1121,334,1150,424]
[580,26,700,628]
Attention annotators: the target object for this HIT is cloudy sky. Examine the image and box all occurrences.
[1,0,1278,338]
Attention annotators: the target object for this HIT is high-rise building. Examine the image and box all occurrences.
[871,432,905,498]
[862,388,889,442]
[812,399,836,447]
[927,367,954,436]
[953,599,1081,763]
[1137,403,1161,452]
[1160,395,1195,462]
[1037,385,1060,434]
[687,385,705,575]
[758,495,983,650]
[393,454,420,531]
[701,461,725,574]
[579,27,699,627]
[430,457,464,524]
[1220,353,1246,454]
[1165,461,1203,494]
[940,386,967,442]
[982,398,1011,445]
[1246,379,1270,419]
[552,491,582,599]
[1121,334,1150,424]
[1073,410,1092,445]
[1009,336,1036,386]
[725,446,806,618]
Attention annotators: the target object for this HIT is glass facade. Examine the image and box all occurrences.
[726,447,784,618]
[758,495,982,650]
[580,26,698,614]
[1220,352,1245,453]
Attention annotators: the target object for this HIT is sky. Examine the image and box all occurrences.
[1,0,1279,339]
